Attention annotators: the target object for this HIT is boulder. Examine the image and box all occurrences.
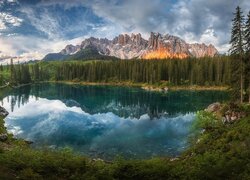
[170,157,179,162]
[0,133,8,142]
[0,106,8,117]
[205,102,221,113]
[222,110,246,124]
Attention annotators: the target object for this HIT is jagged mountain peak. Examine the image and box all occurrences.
[43,32,219,61]
[60,44,80,55]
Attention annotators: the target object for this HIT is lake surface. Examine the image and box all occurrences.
[1,83,228,159]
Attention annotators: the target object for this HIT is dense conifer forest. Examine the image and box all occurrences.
[0,57,233,86]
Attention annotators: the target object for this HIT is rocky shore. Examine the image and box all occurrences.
[0,106,8,142]
[0,106,8,118]
[205,102,247,124]
[141,86,168,92]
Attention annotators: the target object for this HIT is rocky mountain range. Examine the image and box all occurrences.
[43,32,219,61]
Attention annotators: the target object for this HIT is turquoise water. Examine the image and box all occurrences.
[1,83,228,159]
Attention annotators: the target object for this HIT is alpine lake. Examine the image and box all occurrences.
[1,83,229,160]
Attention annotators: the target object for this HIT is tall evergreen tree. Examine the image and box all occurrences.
[229,6,245,103]
[245,11,250,103]
[0,72,3,86]
[245,11,250,53]
[10,58,16,84]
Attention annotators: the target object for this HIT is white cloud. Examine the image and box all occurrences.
[0,12,23,30]
[20,7,62,40]
[7,0,18,3]
[0,34,90,64]
[0,19,7,30]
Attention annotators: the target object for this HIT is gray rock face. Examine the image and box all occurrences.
[60,44,80,55]
[108,33,148,59]
[205,103,247,124]
[44,32,219,60]
[148,32,189,53]
[188,43,218,58]
[0,106,8,117]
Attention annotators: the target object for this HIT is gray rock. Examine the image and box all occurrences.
[0,106,8,117]
[222,110,246,124]
[0,133,8,142]
[231,116,237,121]
[170,157,179,162]
[164,87,169,92]
[205,102,221,113]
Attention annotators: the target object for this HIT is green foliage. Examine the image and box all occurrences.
[193,111,221,131]
[244,11,250,53]
[229,6,244,56]
[0,117,6,134]
[185,115,250,180]
[229,7,250,103]
[0,65,10,86]
[7,60,31,85]
[0,146,88,179]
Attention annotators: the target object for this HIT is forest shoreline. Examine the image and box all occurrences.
[45,81,229,91]
[0,80,229,91]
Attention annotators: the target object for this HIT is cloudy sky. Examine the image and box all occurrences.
[0,0,249,63]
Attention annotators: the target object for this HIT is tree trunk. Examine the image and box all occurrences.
[241,72,243,103]
[240,55,243,104]
[249,82,250,103]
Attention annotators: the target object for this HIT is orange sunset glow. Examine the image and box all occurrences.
[143,49,189,59]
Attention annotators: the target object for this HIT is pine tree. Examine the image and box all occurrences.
[245,11,250,103]
[245,11,250,53]
[229,6,245,103]
[0,72,3,86]
[10,58,16,84]
[34,63,40,81]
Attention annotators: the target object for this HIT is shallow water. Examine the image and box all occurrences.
[1,83,228,159]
